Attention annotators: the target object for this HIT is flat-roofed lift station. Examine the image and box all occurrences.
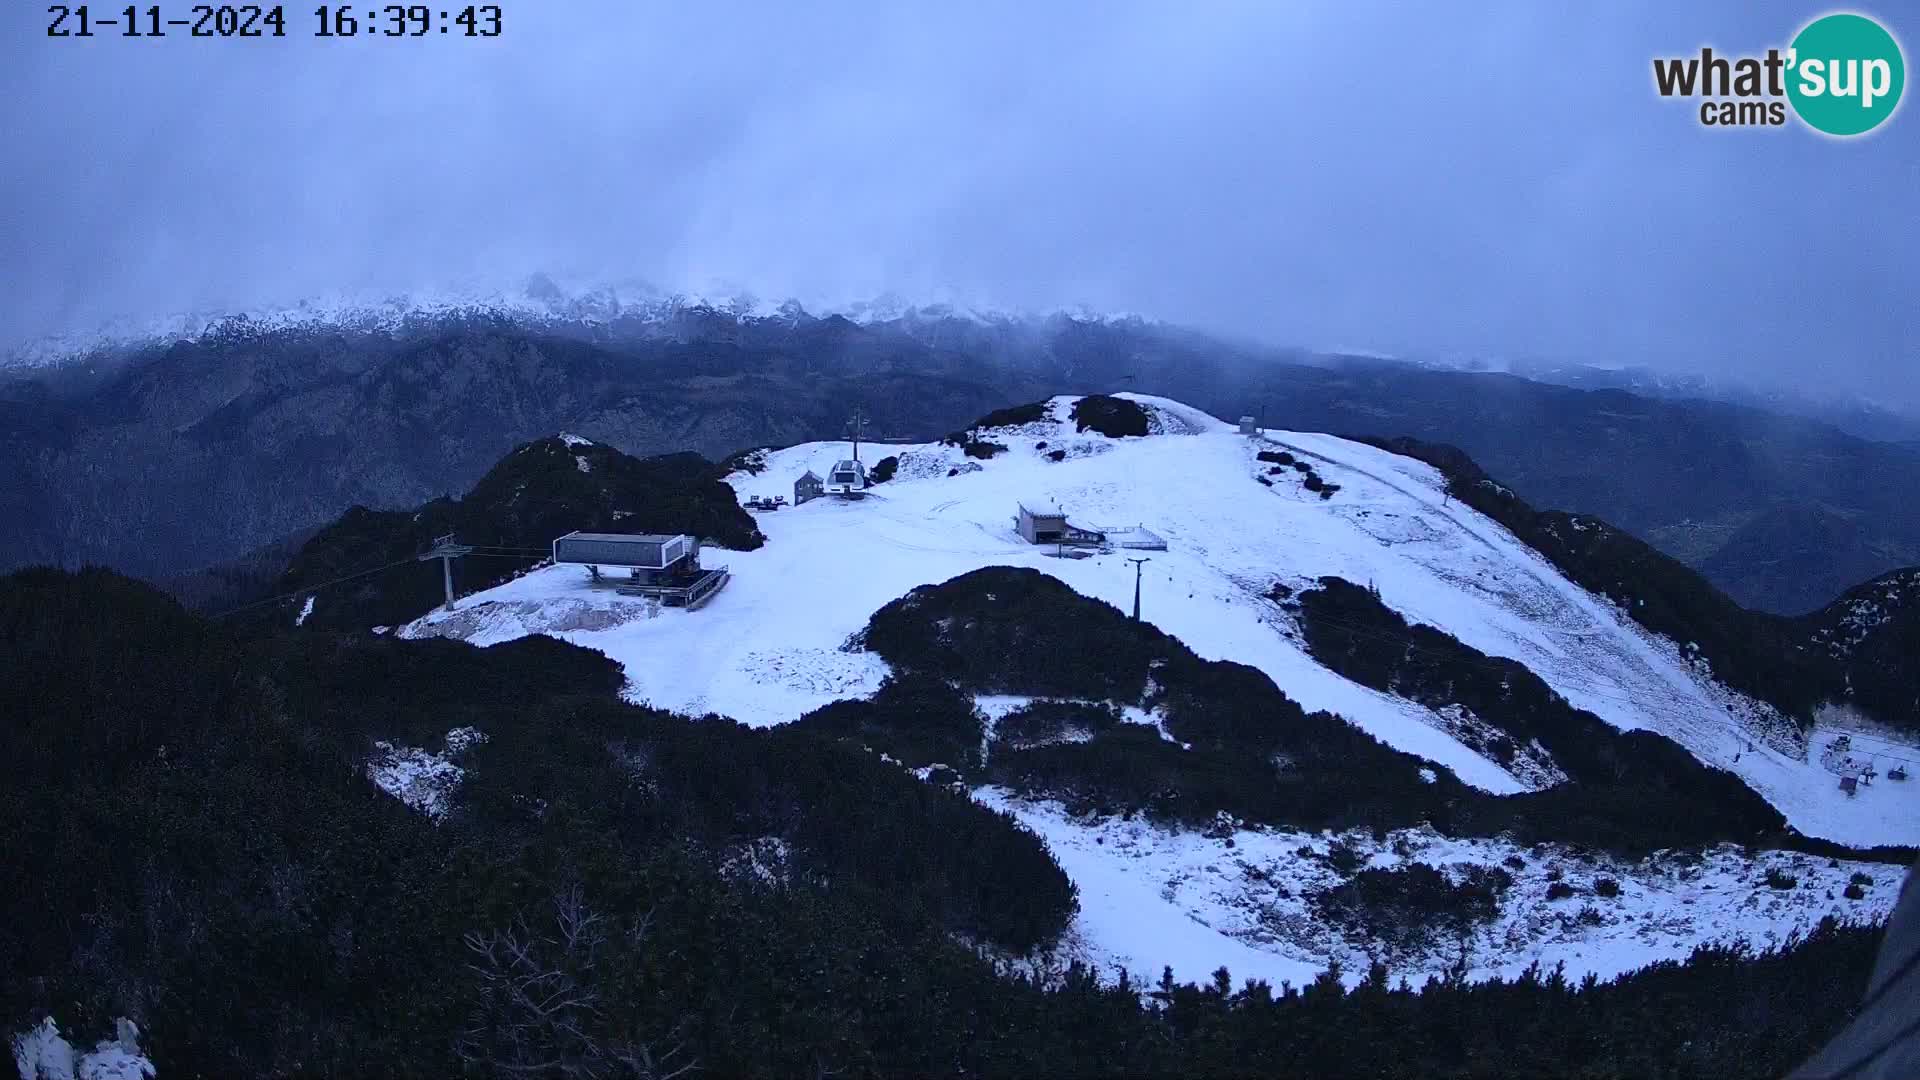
[551,532,692,569]
[550,531,730,610]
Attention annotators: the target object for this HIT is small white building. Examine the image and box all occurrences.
[826,459,869,498]
[1015,503,1104,546]
[1238,415,1258,435]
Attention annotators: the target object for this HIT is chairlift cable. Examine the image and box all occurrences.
[206,555,420,619]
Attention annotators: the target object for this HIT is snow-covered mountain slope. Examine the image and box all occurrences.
[979,792,1898,989]
[408,394,1917,847]
[401,392,1917,986]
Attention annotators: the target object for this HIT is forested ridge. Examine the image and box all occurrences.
[0,566,1896,1077]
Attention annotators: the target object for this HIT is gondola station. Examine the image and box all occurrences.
[550,531,731,610]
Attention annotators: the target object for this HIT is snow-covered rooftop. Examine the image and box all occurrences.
[558,531,685,544]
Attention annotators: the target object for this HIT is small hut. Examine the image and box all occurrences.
[1238,415,1258,435]
[1014,503,1104,546]
[1015,504,1069,544]
[794,470,824,505]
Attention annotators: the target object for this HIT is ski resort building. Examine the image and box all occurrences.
[826,459,869,498]
[550,531,730,610]
[1105,525,1168,551]
[794,470,824,505]
[1015,504,1104,547]
[1239,415,1258,435]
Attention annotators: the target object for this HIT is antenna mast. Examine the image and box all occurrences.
[847,409,868,462]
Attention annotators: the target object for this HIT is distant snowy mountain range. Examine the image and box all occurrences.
[8,280,1920,617]
[15,274,1914,447]
[1375,353,1920,446]
[0,274,1153,371]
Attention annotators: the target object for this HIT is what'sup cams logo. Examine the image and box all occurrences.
[1654,12,1904,136]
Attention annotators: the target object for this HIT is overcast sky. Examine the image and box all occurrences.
[2,1,1914,406]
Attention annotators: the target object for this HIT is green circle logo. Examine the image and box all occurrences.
[1787,13,1905,136]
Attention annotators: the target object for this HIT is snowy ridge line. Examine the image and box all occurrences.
[1259,580,1697,718]
[2,280,1161,370]
[1251,431,1772,719]
[1263,429,1876,838]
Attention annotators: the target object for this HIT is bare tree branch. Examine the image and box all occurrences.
[455,888,697,1079]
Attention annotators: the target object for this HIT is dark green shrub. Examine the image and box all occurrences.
[1070,395,1150,438]
[1326,841,1366,876]
[792,673,986,774]
[1314,864,1511,950]
[972,400,1051,429]
[997,699,1123,748]
[1,564,1905,1080]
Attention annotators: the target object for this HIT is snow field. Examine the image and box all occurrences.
[394,393,1918,987]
